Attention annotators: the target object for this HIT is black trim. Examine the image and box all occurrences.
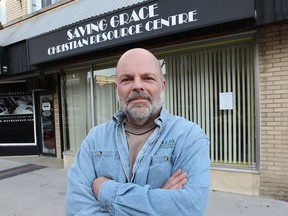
[0,145,39,156]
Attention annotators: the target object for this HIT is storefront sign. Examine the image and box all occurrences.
[27,0,255,65]
[0,82,35,145]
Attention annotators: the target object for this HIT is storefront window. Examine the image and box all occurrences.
[62,39,256,167]
[162,39,256,167]
[62,65,118,151]
[62,66,93,152]
[93,67,118,125]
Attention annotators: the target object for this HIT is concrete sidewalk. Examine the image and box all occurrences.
[0,156,66,216]
[0,156,288,216]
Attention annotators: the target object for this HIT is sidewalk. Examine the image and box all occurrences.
[206,189,288,216]
[0,156,288,216]
[0,156,66,216]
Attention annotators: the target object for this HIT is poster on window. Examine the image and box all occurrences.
[0,82,35,145]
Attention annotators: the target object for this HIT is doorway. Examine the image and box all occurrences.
[35,91,56,156]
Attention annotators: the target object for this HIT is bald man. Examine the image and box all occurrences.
[66,48,210,216]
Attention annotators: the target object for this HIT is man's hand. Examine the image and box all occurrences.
[162,169,188,189]
[92,177,111,200]
[93,169,187,199]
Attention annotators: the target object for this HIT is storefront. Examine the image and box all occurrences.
[1,0,287,199]
[57,32,259,196]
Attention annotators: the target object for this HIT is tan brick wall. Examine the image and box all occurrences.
[53,74,63,159]
[6,0,28,23]
[258,23,288,201]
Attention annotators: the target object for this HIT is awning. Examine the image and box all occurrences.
[0,0,146,46]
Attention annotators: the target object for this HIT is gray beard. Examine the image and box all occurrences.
[117,91,165,125]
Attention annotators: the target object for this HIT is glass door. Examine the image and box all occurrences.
[36,91,56,156]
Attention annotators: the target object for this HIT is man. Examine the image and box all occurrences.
[66,48,210,215]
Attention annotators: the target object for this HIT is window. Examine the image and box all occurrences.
[62,65,118,151]
[61,37,256,167]
[31,0,61,12]
[161,38,256,167]
[0,0,6,25]
[92,67,118,125]
[62,66,93,152]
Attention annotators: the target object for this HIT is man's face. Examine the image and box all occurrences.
[115,49,166,125]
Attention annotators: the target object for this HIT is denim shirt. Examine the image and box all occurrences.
[66,108,210,216]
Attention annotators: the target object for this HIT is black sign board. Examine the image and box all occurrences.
[27,0,255,65]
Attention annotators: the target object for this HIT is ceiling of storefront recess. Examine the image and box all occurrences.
[0,0,147,46]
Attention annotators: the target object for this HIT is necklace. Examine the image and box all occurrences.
[125,125,157,136]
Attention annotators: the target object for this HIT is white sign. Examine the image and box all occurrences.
[42,102,51,111]
[219,92,233,110]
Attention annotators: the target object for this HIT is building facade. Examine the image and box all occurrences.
[0,0,287,201]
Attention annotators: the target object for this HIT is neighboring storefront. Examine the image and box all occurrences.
[0,0,287,201]
[0,81,36,154]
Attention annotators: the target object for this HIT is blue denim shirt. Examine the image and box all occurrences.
[66,107,210,216]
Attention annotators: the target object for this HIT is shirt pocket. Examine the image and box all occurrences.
[147,154,175,188]
[92,150,121,181]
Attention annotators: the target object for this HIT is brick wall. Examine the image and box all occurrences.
[258,23,288,201]
[6,0,28,23]
[53,75,63,159]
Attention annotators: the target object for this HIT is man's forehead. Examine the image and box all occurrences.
[117,71,159,77]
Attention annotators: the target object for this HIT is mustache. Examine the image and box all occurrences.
[126,91,152,103]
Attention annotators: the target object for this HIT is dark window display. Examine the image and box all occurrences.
[0,82,35,145]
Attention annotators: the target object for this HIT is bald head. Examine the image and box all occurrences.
[116,48,163,82]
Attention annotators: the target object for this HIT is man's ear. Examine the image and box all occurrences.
[162,80,166,91]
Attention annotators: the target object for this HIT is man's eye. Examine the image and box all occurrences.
[144,77,154,80]
[120,78,130,83]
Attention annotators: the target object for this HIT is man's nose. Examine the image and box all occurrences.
[132,77,144,90]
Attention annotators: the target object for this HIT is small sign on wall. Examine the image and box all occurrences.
[219,92,234,110]
[42,102,51,111]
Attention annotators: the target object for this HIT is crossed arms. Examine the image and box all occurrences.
[66,137,210,215]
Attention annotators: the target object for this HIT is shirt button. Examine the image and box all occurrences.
[97,151,102,156]
[164,155,169,162]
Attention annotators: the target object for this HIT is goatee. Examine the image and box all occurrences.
[117,90,165,125]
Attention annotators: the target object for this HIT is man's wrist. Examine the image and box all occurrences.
[92,177,109,200]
